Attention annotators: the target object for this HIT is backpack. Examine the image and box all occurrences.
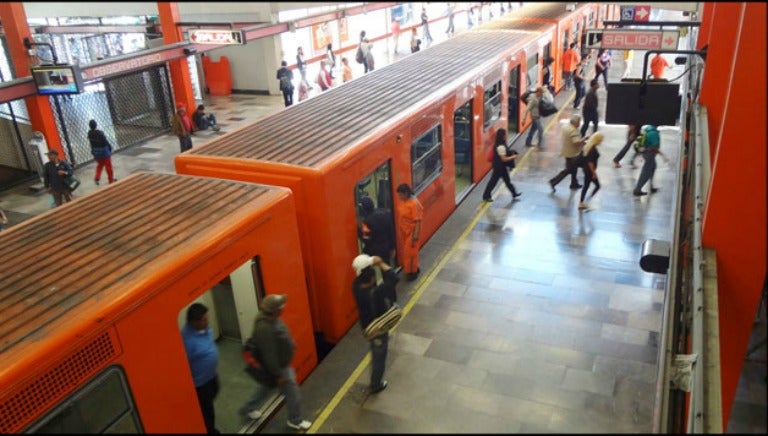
[355,45,364,64]
[279,74,292,91]
[521,90,532,105]
[634,129,648,153]
[242,336,277,387]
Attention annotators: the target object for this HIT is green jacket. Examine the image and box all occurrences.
[250,312,296,377]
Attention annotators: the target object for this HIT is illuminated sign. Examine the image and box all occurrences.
[586,29,679,50]
[188,29,245,45]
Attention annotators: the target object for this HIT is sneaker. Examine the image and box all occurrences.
[613,161,621,168]
[247,410,263,420]
[213,126,221,132]
[512,192,522,200]
[369,380,388,394]
[578,202,589,210]
[482,197,493,202]
[650,188,659,194]
[633,190,647,196]
[94,179,100,185]
[570,184,582,190]
[548,180,556,193]
[287,420,312,431]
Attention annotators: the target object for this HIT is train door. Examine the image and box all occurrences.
[453,100,473,200]
[507,65,521,138]
[526,51,540,91]
[355,160,395,265]
[177,257,278,434]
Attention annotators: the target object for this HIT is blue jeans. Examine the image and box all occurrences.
[525,117,543,146]
[370,333,389,389]
[239,367,303,424]
[179,134,193,152]
[634,152,657,192]
[198,114,217,130]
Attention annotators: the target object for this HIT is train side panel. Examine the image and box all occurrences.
[0,174,316,433]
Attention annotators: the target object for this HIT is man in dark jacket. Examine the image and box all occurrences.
[43,149,73,206]
[276,61,294,107]
[358,196,396,265]
[351,254,398,394]
[238,294,312,431]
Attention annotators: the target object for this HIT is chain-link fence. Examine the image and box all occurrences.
[50,64,174,166]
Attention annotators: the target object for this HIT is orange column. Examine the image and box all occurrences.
[157,2,196,112]
[698,2,743,163]
[701,2,767,427]
[696,2,714,51]
[0,2,63,155]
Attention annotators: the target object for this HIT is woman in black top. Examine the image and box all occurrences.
[482,129,521,202]
[578,132,603,210]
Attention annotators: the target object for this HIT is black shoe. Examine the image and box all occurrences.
[393,266,403,275]
[570,184,582,190]
[633,190,648,196]
[369,380,388,394]
[94,179,100,185]
[513,192,522,200]
[482,197,493,202]
[548,180,556,193]
[650,188,659,194]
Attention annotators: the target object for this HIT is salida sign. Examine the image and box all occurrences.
[587,29,679,50]
[189,29,245,45]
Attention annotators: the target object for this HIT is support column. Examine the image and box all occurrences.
[157,2,196,111]
[0,2,63,155]
[701,2,767,427]
[696,2,714,51]
[698,2,742,163]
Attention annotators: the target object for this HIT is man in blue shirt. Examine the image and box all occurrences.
[181,303,220,434]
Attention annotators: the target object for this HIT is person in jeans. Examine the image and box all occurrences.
[43,149,73,206]
[351,254,398,395]
[238,294,312,431]
[193,105,220,132]
[524,87,544,148]
[482,128,521,202]
[572,60,587,109]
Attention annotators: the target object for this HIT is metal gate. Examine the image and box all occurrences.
[50,64,173,166]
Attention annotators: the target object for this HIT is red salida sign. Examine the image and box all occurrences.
[189,29,245,45]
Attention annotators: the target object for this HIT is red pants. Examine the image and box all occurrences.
[95,157,114,183]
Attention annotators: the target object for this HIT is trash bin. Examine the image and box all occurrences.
[640,239,670,274]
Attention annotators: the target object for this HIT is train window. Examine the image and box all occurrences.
[410,125,443,193]
[26,366,142,433]
[482,80,502,130]
[526,53,539,91]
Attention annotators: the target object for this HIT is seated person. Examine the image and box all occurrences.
[192,104,220,132]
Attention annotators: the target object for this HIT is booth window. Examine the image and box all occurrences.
[483,80,502,130]
[411,125,443,193]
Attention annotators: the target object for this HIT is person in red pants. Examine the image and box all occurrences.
[87,119,115,185]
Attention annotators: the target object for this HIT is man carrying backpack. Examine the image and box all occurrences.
[633,125,662,196]
[276,61,294,107]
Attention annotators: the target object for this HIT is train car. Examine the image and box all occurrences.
[501,2,600,93]
[0,173,316,433]
[472,19,557,140]
[175,26,550,345]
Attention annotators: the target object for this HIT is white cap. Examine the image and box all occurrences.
[352,254,375,276]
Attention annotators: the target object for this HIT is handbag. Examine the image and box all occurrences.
[242,337,277,388]
[363,303,402,340]
[65,175,80,192]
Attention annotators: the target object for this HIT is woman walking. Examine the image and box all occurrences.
[578,132,603,210]
[482,129,521,202]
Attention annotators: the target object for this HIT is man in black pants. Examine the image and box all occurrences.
[550,115,588,192]
[580,80,600,137]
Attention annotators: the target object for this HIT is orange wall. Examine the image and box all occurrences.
[699,2,767,427]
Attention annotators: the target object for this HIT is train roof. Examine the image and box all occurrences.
[0,173,289,355]
[503,2,592,21]
[475,18,556,33]
[185,30,538,168]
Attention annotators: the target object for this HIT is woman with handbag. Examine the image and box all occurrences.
[88,119,116,185]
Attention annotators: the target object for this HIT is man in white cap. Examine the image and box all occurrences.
[239,294,312,431]
[351,254,398,394]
